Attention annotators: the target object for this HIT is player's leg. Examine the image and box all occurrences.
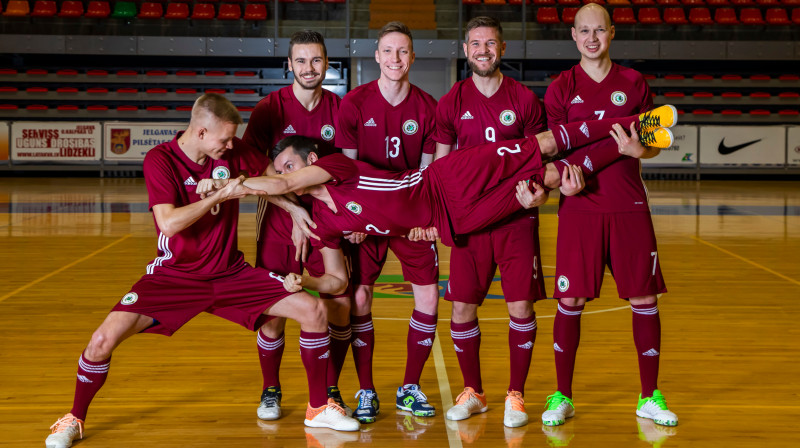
[393,238,440,418]
[256,317,286,421]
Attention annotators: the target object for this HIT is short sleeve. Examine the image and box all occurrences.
[335,94,361,150]
[143,148,181,210]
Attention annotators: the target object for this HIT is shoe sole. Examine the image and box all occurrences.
[395,404,436,417]
[445,405,489,421]
[303,419,360,431]
[640,105,678,131]
[257,410,281,421]
[636,409,678,427]
[355,408,380,424]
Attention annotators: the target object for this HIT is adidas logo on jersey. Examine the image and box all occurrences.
[364,118,377,127]
[184,176,197,186]
[642,348,660,357]
[77,374,92,383]
[352,338,367,348]
[417,338,433,347]
[580,122,590,138]
[517,341,533,350]
[454,344,464,353]
[583,155,594,172]
[461,111,475,120]
[554,343,564,353]
[318,350,330,360]
[283,125,296,134]
[571,95,584,104]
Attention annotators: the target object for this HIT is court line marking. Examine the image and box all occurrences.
[0,234,133,305]
[374,305,630,322]
[691,235,800,288]
[432,335,462,448]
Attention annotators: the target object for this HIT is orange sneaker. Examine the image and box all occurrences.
[445,387,488,421]
[45,413,83,448]
[504,390,529,427]
[304,398,360,431]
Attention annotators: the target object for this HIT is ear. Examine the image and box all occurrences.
[410,51,416,66]
[500,41,506,57]
[308,151,319,164]
[375,49,380,64]
[462,42,468,58]
[571,27,577,42]
[287,56,294,73]
[198,127,207,140]
[609,25,616,40]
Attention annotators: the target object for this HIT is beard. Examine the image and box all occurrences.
[293,71,324,90]
[467,55,501,78]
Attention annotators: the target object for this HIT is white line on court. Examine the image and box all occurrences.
[432,335,462,448]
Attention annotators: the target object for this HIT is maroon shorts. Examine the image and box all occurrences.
[110,263,293,336]
[554,211,667,300]
[444,214,546,305]
[257,239,351,299]
[351,235,439,286]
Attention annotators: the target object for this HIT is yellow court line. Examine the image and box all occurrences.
[691,235,800,288]
[0,234,133,305]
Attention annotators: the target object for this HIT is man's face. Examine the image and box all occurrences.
[201,121,237,160]
[375,32,415,83]
[572,8,615,61]
[289,43,328,90]
[273,147,309,175]
[464,26,505,78]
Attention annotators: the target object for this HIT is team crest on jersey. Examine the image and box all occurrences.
[499,110,516,126]
[402,119,419,136]
[212,166,230,180]
[346,201,362,215]
[321,124,335,141]
[557,275,570,292]
[611,91,627,106]
[120,292,138,305]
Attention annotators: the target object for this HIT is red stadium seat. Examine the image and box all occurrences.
[462,0,481,4]
[721,92,742,98]
[26,105,49,110]
[631,0,655,4]
[483,0,506,4]
[731,0,754,4]
[681,0,705,4]
[87,105,109,111]
[176,88,197,94]
[607,0,631,4]
[87,87,109,93]
[116,87,138,93]
[323,0,347,3]
[779,109,800,115]
[146,106,169,111]
[191,3,215,19]
[57,69,78,76]
[756,0,780,4]
[205,88,227,93]
[85,1,111,18]
[749,109,770,116]
[56,87,79,93]
[792,8,800,23]
[137,2,163,18]
[779,92,800,98]
[706,0,730,4]
[146,87,168,94]
[146,70,167,76]
[689,7,714,24]
[749,92,771,97]
[26,86,48,92]
[116,70,138,76]
[243,4,267,20]
[656,0,681,4]
[783,0,800,4]
[558,0,581,5]
[58,1,84,17]
[30,0,57,17]
[164,2,189,19]
[692,74,713,81]
[176,70,197,76]
[233,88,257,94]
[612,7,637,23]
[176,105,193,111]
[57,105,79,111]
[3,0,31,16]
[714,8,739,24]
[721,74,742,81]
[205,71,227,76]
[780,74,800,81]
[583,0,605,4]
[217,3,241,19]
[663,7,688,24]
[234,70,257,77]
[720,109,743,115]
[692,91,713,98]
[561,7,578,23]
[664,91,686,97]
[0,104,20,110]
[531,0,553,4]
[692,109,714,115]
[117,105,139,111]
[638,7,662,23]
[749,74,771,81]
[740,8,765,23]
[537,7,560,23]
[664,74,685,80]
[0,69,18,75]
[0,86,18,92]
[87,69,108,76]
[765,8,791,23]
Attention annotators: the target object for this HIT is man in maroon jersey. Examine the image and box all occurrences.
[242,30,354,422]
[335,21,440,422]
[45,94,360,448]
[433,16,549,428]
[540,4,678,429]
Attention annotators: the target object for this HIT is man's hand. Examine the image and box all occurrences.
[516,180,548,209]
[345,232,367,244]
[610,122,647,159]
[291,223,309,263]
[198,176,258,201]
[559,165,585,196]
[283,273,304,293]
[407,227,439,242]
[197,178,226,199]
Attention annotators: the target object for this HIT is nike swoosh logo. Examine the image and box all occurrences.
[718,138,762,155]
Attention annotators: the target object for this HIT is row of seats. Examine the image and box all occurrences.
[0,68,260,76]
[464,0,800,5]
[535,5,799,23]
[0,86,261,93]
[1,1,271,19]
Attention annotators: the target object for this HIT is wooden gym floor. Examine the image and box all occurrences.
[1,177,798,447]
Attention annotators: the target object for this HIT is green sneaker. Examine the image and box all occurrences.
[636,390,678,427]
[541,392,574,426]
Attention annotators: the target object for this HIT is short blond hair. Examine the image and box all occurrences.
[191,93,243,127]
[378,21,414,51]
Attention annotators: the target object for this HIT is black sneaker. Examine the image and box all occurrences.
[327,386,353,417]
[257,386,282,421]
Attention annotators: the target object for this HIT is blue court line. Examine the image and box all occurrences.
[2,202,800,216]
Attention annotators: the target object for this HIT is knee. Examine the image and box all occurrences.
[306,299,327,327]
[352,286,373,314]
[260,317,287,337]
[451,303,478,324]
[559,297,586,307]
[507,300,534,319]
[629,295,658,306]
[85,330,116,361]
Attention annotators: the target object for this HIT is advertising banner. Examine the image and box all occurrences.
[787,127,800,166]
[103,122,185,162]
[641,125,697,167]
[11,122,102,162]
[0,121,8,163]
[699,126,785,166]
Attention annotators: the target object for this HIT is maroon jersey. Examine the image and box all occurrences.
[336,80,437,171]
[243,86,341,245]
[143,134,267,277]
[545,63,652,213]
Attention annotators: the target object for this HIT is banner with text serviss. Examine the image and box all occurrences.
[103,122,186,162]
[699,126,786,166]
[11,122,102,163]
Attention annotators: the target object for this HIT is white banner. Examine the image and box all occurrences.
[11,122,102,162]
[0,121,8,163]
[104,122,185,162]
[642,125,697,166]
[699,126,785,166]
[787,127,800,166]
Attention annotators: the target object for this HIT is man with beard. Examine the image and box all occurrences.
[335,21,440,423]
[243,30,353,422]
[433,16,548,428]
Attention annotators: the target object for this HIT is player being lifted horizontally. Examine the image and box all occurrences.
[433,16,549,428]
[335,21,441,423]
[45,94,360,448]
[243,30,355,421]
[541,4,678,429]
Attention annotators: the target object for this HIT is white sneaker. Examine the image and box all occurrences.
[446,387,488,421]
[503,390,529,428]
[541,392,574,426]
[304,426,360,448]
[257,386,282,420]
[636,390,678,427]
[45,413,83,448]
[304,398,361,432]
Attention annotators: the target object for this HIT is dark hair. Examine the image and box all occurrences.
[377,21,414,51]
[271,135,318,162]
[289,30,327,60]
[465,16,503,43]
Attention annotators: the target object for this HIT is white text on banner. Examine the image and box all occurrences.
[642,125,697,167]
[103,122,186,162]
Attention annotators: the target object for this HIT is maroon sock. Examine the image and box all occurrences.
[327,323,351,387]
[450,319,482,393]
[350,313,375,390]
[508,314,537,394]
[299,331,330,408]
[403,310,437,385]
[553,114,640,152]
[70,352,110,421]
[554,139,626,180]
[257,330,284,390]
[631,303,661,397]
[553,301,584,399]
